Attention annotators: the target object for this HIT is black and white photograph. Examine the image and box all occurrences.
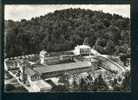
[4,4,131,92]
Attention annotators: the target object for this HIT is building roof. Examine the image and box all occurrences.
[75,45,91,49]
[31,80,52,90]
[33,61,91,74]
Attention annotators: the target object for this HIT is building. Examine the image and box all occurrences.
[24,68,40,83]
[32,61,92,79]
[73,45,91,56]
[39,50,74,65]
[14,60,93,92]
[19,66,52,92]
[30,80,52,92]
[39,50,48,64]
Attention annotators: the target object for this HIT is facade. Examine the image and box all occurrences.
[40,51,74,65]
[39,50,48,64]
[25,68,41,82]
[73,45,91,56]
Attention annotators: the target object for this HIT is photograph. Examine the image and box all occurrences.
[4,4,131,92]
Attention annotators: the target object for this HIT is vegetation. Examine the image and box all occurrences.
[5,8,130,57]
[50,71,131,92]
[5,84,27,92]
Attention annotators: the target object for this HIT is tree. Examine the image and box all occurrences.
[5,8,130,57]
[83,37,89,45]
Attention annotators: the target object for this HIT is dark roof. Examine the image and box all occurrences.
[33,61,91,74]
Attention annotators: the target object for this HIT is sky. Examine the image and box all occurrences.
[5,4,130,21]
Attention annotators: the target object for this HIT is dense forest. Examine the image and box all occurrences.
[5,8,130,57]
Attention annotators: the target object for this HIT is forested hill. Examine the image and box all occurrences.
[5,8,130,57]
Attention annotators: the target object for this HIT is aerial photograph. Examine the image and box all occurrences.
[4,4,131,92]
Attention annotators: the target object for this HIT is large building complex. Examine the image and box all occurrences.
[4,45,127,92]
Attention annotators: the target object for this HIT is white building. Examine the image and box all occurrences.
[73,45,91,56]
[30,80,52,92]
[39,50,48,64]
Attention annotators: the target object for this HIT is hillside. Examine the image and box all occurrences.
[5,8,130,57]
